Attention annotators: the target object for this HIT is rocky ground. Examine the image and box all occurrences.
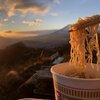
[0,42,70,100]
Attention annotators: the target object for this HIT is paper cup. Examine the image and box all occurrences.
[51,63,100,100]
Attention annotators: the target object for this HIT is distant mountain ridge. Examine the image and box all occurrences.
[0,24,100,49]
[22,25,100,48]
[1,24,100,49]
[23,25,70,48]
[0,25,70,49]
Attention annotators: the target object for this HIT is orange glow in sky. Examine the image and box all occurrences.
[0,32,38,38]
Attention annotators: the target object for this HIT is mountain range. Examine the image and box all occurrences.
[23,25,70,48]
[0,25,70,49]
[1,24,100,49]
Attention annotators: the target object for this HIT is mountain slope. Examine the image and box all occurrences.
[0,42,34,66]
[23,25,70,48]
[0,36,19,49]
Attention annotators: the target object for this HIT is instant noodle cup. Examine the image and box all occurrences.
[51,63,100,100]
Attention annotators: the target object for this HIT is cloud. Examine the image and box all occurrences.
[50,12,59,16]
[3,30,38,38]
[5,30,12,33]
[53,0,60,4]
[22,19,42,26]
[0,0,60,17]
[0,23,2,26]
[11,20,15,23]
[4,18,8,22]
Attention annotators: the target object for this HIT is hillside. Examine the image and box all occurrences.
[0,36,19,49]
[0,39,70,100]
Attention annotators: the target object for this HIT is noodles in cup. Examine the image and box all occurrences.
[65,15,100,78]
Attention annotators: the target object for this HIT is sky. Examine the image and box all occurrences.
[0,0,100,37]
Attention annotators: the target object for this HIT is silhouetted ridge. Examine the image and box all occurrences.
[0,42,33,66]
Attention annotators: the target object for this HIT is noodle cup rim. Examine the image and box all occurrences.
[51,63,100,81]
